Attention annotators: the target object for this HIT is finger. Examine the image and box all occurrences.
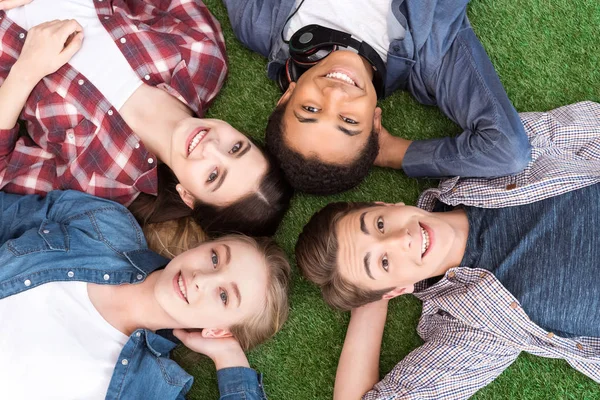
[0,0,33,11]
[55,19,84,38]
[60,31,83,60]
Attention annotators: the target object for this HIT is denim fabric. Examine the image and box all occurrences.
[0,190,264,400]
[223,0,530,179]
[461,183,600,338]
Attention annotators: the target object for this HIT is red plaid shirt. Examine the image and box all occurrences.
[0,0,227,205]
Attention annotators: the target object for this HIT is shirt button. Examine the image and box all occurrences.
[546,332,555,339]
[107,110,114,116]
[104,16,109,20]
[24,279,31,286]
[135,332,141,337]
[451,187,458,193]
[147,158,154,164]
[67,131,75,140]
[506,183,517,190]
[447,271,456,279]
[134,143,140,149]
[19,33,25,39]
[144,74,150,81]
[78,79,84,85]
[510,301,519,309]
[103,274,110,281]
[67,271,75,278]
[121,359,129,365]
[576,343,583,351]
[120,37,126,44]
[137,274,143,280]
[43,229,50,234]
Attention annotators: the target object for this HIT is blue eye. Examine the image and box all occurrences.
[211,250,218,268]
[220,289,228,305]
[302,105,319,113]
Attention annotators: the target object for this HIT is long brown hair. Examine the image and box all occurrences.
[129,147,293,237]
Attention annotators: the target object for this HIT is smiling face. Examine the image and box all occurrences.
[280,51,381,164]
[154,238,269,330]
[335,204,469,295]
[169,118,269,207]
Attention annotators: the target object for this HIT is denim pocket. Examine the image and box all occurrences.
[7,220,68,256]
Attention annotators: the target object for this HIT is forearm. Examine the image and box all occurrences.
[334,300,389,400]
[0,63,39,129]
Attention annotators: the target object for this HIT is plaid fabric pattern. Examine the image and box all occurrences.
[365,102,600,399]
[0,0,227,205]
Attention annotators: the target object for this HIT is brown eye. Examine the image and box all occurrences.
[342,116,358,125]
[207,169,218,183]
[377,217,384,233]
[302,105,319,113]
[382,255,389,271]
[230,142,242,154]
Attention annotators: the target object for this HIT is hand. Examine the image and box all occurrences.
[0,0,33,11]
[173,329,250,370]
[12,19,84,84]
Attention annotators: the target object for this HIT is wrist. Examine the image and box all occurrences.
[212,347,250,370]
[9,61,43,88]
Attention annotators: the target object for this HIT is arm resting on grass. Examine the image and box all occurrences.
[362,320,521,400]
[334,300,389,400]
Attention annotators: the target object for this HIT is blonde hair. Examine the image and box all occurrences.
[226,235,291,351]
[143,221,290,351]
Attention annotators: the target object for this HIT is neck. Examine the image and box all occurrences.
[89,270,178,336]
[119,84,193,167]
[434,208,470,277]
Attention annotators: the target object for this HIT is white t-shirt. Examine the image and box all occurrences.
[0,281,129,400]
[285,0,404,63]
[7,0,142,110]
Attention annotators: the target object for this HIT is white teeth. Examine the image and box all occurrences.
[325,71,356,86]
[178,274,188,301]
[420,226,429,256]
[188,130,207,155]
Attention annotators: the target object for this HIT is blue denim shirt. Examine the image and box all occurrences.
[0,190,266,400]
[223,0,530,179]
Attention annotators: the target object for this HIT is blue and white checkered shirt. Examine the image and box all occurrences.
[363,101,600,400]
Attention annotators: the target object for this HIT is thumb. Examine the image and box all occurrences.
[60,31,84,61]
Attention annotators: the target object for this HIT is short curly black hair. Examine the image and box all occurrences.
[265,102,379,195]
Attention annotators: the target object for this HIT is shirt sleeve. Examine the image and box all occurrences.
[217,367,267,400]
[362,321,520,400]
[0,123,22,161]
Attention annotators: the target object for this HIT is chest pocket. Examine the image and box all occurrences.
[7,220,68,257]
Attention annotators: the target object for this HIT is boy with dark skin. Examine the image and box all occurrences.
[223,0,531,194]
[295,102,600,398]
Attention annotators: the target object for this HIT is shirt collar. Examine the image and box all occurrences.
[123,249,170,276]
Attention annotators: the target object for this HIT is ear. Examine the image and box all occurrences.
[277,82,296,106]
[201,328,233,339]
[372,107,383,133]
[176,184,195,209]
[382,285,413,300]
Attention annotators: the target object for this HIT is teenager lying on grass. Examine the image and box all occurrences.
[0,190,290,400]
[295,101,600,399]
[0,0,291,238]
[224,0,530,194]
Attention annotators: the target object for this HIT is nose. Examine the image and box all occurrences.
[321,84,349,105]
[200,139,226,160]
[384,228,412,251]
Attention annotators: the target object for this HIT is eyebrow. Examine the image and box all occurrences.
[359,211,370,235]
[363,252,374,280]
[337,126,362,136]
[236,142,251,159]
[212,169,228,192]
[294,111,317,124]
[232,282,242,307]
[224,244,231,265]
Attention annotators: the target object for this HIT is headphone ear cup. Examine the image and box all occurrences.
[292,45,335,65]
[277,61,292,93]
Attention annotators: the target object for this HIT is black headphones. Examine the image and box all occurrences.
[277,24,387,99]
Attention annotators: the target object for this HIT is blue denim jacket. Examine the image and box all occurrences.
[223,0,531,179]
[0,190,266,400]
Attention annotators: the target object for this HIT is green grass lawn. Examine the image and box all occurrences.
[178,1,600,398]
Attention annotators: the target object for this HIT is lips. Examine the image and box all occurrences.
[173,271,189,303]
[324,68,362,90]
[186,128,209,157]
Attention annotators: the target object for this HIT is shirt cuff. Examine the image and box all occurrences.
[217,367,265,398]
[402,139,443,177]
